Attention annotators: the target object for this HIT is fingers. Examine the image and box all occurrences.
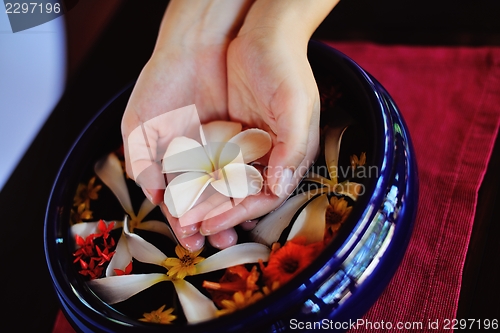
[161,201,238,250]
[161,204,205,251]
[200,191,285,235]
[266,69,320,199]
[207,228,238,249]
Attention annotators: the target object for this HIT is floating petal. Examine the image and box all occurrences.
[335,181,363,201]
[324,125,349,184]
[195,243,270,275]
[106,233,131,277]
[250,189,325,246]
[124,219,168,265]
[305,172,336,188]
[172,279,218,324]
[211,164,263,198]
[70,221,100,241]
[164,172,213,218]
[135,199,157,222]
[162,136,213,173]
[136,220,175,241]
[94,153,134,216]
[287,194,330,244]
[88,273,168,304]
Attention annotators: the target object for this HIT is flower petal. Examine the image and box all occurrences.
[210,164,263,198]
[136,220,176,241]
[70,221,100,241]
[135,199,157,222]
[164,172,213,217]
[195,243,270,275]
[171,279,218,324]
[200,121,242,164]
[335,181,363,201]
[124,217,168,265]
[200,121,242,147]
[305,172,336,188]
[106,233,132,277]
[250,189,325,246]
[162,136,213,173]
[221,128,271,164]
[94,153,134,216]
[287,194,330,244]
[324,125,349,184]
[88,273,168,304]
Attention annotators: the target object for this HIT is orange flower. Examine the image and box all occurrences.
[260,238,323,288]
[203,265,259,308]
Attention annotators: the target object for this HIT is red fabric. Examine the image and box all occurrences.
[52,310,76,333]
[328,43,500,333]
[52,43,500,333]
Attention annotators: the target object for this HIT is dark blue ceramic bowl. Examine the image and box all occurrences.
[45,41,418,333]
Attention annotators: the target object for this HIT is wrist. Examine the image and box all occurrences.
[153,0,254,55]
[239,0,339,45]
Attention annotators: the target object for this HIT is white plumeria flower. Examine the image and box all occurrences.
[88,217,270,323]
[71,152,174,276]
[251,125,362,246]
[162,121,271,223]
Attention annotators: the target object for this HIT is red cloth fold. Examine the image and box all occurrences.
[52,43,500,333]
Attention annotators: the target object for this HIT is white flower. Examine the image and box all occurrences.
[88,217,270,323]
[162,121,271,221]
[251,125,362,246]
[71,152,174,276]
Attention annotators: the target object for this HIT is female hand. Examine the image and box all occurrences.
[198,0,340,236]
[121,0,253,251]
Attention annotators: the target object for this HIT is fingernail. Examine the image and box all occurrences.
[182,236,205,252]
[272,168,293,198]
[179,224,199,237]
[199,228,211,236]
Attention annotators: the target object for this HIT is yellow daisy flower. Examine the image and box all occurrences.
[73,176,102,208]
[325,196,352,233]
[162,245,205,280]
[139,304,176,324]
[216,290,264,317]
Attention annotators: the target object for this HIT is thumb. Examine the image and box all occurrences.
[266,90,320,198]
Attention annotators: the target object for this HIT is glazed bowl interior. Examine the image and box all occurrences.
[45,41,399,333]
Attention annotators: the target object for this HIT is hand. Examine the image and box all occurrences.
[197,0,340,236]
[197,10,324,236]
[122,0,252,251]
[121,0,340,251]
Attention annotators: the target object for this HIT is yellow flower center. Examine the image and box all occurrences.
[150,314,162,323]
[180,254,195,267]
[281,257,299,274]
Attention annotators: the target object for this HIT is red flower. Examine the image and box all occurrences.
[72,220,117,280]
[114,261,133,276]
[260,238,323,288]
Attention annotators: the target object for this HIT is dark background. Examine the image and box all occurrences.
[1,1,498,331]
